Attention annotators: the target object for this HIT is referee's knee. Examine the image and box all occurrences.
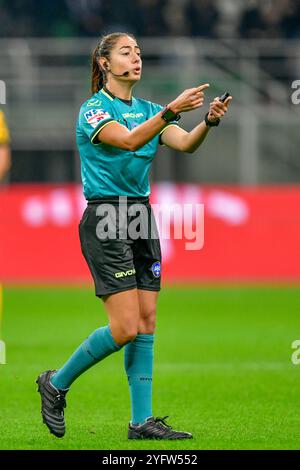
[111,324,138,346]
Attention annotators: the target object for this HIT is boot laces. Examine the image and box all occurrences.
[154,416,172,429]
[53,393,66,411]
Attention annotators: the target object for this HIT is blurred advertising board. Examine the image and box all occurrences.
[1,183,299,283]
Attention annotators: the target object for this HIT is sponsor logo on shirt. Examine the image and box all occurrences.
[87,98,102,107]
[84,108,111,128]
[122,112,144,119]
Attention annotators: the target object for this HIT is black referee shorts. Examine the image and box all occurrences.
[79,196,162,298]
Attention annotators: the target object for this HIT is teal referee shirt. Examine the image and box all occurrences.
[76,86,179,199]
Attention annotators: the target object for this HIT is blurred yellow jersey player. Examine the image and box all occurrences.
[0,110,11,182]
[0,110,10,362]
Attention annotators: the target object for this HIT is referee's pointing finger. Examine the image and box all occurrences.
[197,83,210,91]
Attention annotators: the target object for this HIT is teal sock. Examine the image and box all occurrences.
[51,325,122,390]
[124,333,154,425]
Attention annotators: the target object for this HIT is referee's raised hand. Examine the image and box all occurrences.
[207,95,233,122]
[168,84,210,114]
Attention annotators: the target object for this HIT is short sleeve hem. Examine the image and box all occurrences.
[159,123,180,146]
[90,118,118,145]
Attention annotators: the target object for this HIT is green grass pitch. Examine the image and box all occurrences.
[0,285,300,450]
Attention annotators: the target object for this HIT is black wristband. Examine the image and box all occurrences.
[161,106,181,123]
[205,112,220,127]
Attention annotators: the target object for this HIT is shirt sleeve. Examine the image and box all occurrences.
[0,111,10,145]
[159,123,181,146]
[79,104,118,145]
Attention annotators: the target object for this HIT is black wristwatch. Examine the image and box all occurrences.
[205,112,220,127]
[161,106,181,123]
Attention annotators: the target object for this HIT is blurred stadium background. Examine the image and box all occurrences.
[1,0,300,450]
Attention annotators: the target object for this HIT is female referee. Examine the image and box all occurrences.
[37,32,232,440]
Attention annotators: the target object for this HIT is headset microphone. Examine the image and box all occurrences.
[112,71,130,77]
[104,64,130,77]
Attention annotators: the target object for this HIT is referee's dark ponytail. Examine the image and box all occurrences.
[91,48,103,94]
[91,32,136,94]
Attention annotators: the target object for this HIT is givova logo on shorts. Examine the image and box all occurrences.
[114,269,136,278]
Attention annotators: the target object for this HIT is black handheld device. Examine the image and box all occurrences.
[219,92,230,103]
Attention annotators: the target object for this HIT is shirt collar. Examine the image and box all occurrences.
[101,86,133,106]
